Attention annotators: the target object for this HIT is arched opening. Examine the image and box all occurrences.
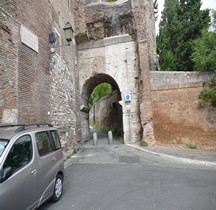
[80,73,123,143]
[89,83,123,138]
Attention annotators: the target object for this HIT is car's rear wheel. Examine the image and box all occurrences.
[51,174,63,202]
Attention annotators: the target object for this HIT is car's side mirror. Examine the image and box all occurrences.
[0,167,13,183]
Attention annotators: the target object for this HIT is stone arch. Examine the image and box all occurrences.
[81,73,120,104]
[80,73,122,142]
[79,35,141,144]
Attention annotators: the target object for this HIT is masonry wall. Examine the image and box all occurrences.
[151,72,216,149]
[0,0,52,123]
[0,5,19,123]
[49,0,81,153]
[131,0,156,144]
[74,0,135,44]
[75,0,157,144]
[0,0,81,154]
[79,35,141,143]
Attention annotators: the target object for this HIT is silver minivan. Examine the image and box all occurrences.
[0,124,64,210]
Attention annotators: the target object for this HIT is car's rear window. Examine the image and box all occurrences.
[36,131,54,156]
[51,130,61,150]
[0,139,9,156]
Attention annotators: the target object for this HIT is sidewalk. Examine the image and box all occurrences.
[127,144,216,167]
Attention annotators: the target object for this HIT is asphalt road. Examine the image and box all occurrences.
[39,139,216,210]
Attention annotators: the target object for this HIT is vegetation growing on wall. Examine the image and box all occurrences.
[199,75,216,107]
[91,123,109,133]
[91,123,121,137]
[89,83,112,107]
[139,139,148,147]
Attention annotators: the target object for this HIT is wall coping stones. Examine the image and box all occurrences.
[150,71,215,87]
[151,82,203,91]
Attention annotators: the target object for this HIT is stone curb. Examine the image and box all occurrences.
[126,144,216,167]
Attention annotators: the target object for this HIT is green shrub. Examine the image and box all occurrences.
[89,83,112,107]
[120,139,124,144]
[91,123,109,132]
[162,51,175,71]
[139,139,148,147]
[112,128,121,136]
[199,76,216,107]
[66,154,71,160]
[187,144,198,149]
[72,147,78,155]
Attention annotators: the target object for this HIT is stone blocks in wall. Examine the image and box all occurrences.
[50,53,78,151]
[1,108,18,124]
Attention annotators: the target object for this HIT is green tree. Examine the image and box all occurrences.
[192,10,216,71]
[161,51,175,71]
[157,0,210,71]
[213,9,216,29]
[89,83,112,107]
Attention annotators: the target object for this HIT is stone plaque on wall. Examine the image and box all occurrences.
[20,25,39,52]
[1,108,18,124]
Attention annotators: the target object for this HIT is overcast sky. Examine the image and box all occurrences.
[156,0,216,33]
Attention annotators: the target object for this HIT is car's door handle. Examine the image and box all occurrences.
[31,169,37,176]
[52,157,56,161]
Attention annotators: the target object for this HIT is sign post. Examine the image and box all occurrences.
[125,91,132,142]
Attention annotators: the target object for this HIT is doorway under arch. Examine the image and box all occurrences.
[80,74,123,142]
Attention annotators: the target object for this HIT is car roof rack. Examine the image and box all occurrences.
[0,124,53,133]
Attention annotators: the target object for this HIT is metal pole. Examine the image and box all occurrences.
[127,109,131,142]
[93,105,95,124]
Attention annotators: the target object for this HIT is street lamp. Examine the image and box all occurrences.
[63,22,74,43]
[49,22,74,53]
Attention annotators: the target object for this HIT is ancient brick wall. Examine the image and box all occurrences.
[0,0,52,123]
[151,72,216,149]
[0,6,19,123]
[0,0,81,154]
